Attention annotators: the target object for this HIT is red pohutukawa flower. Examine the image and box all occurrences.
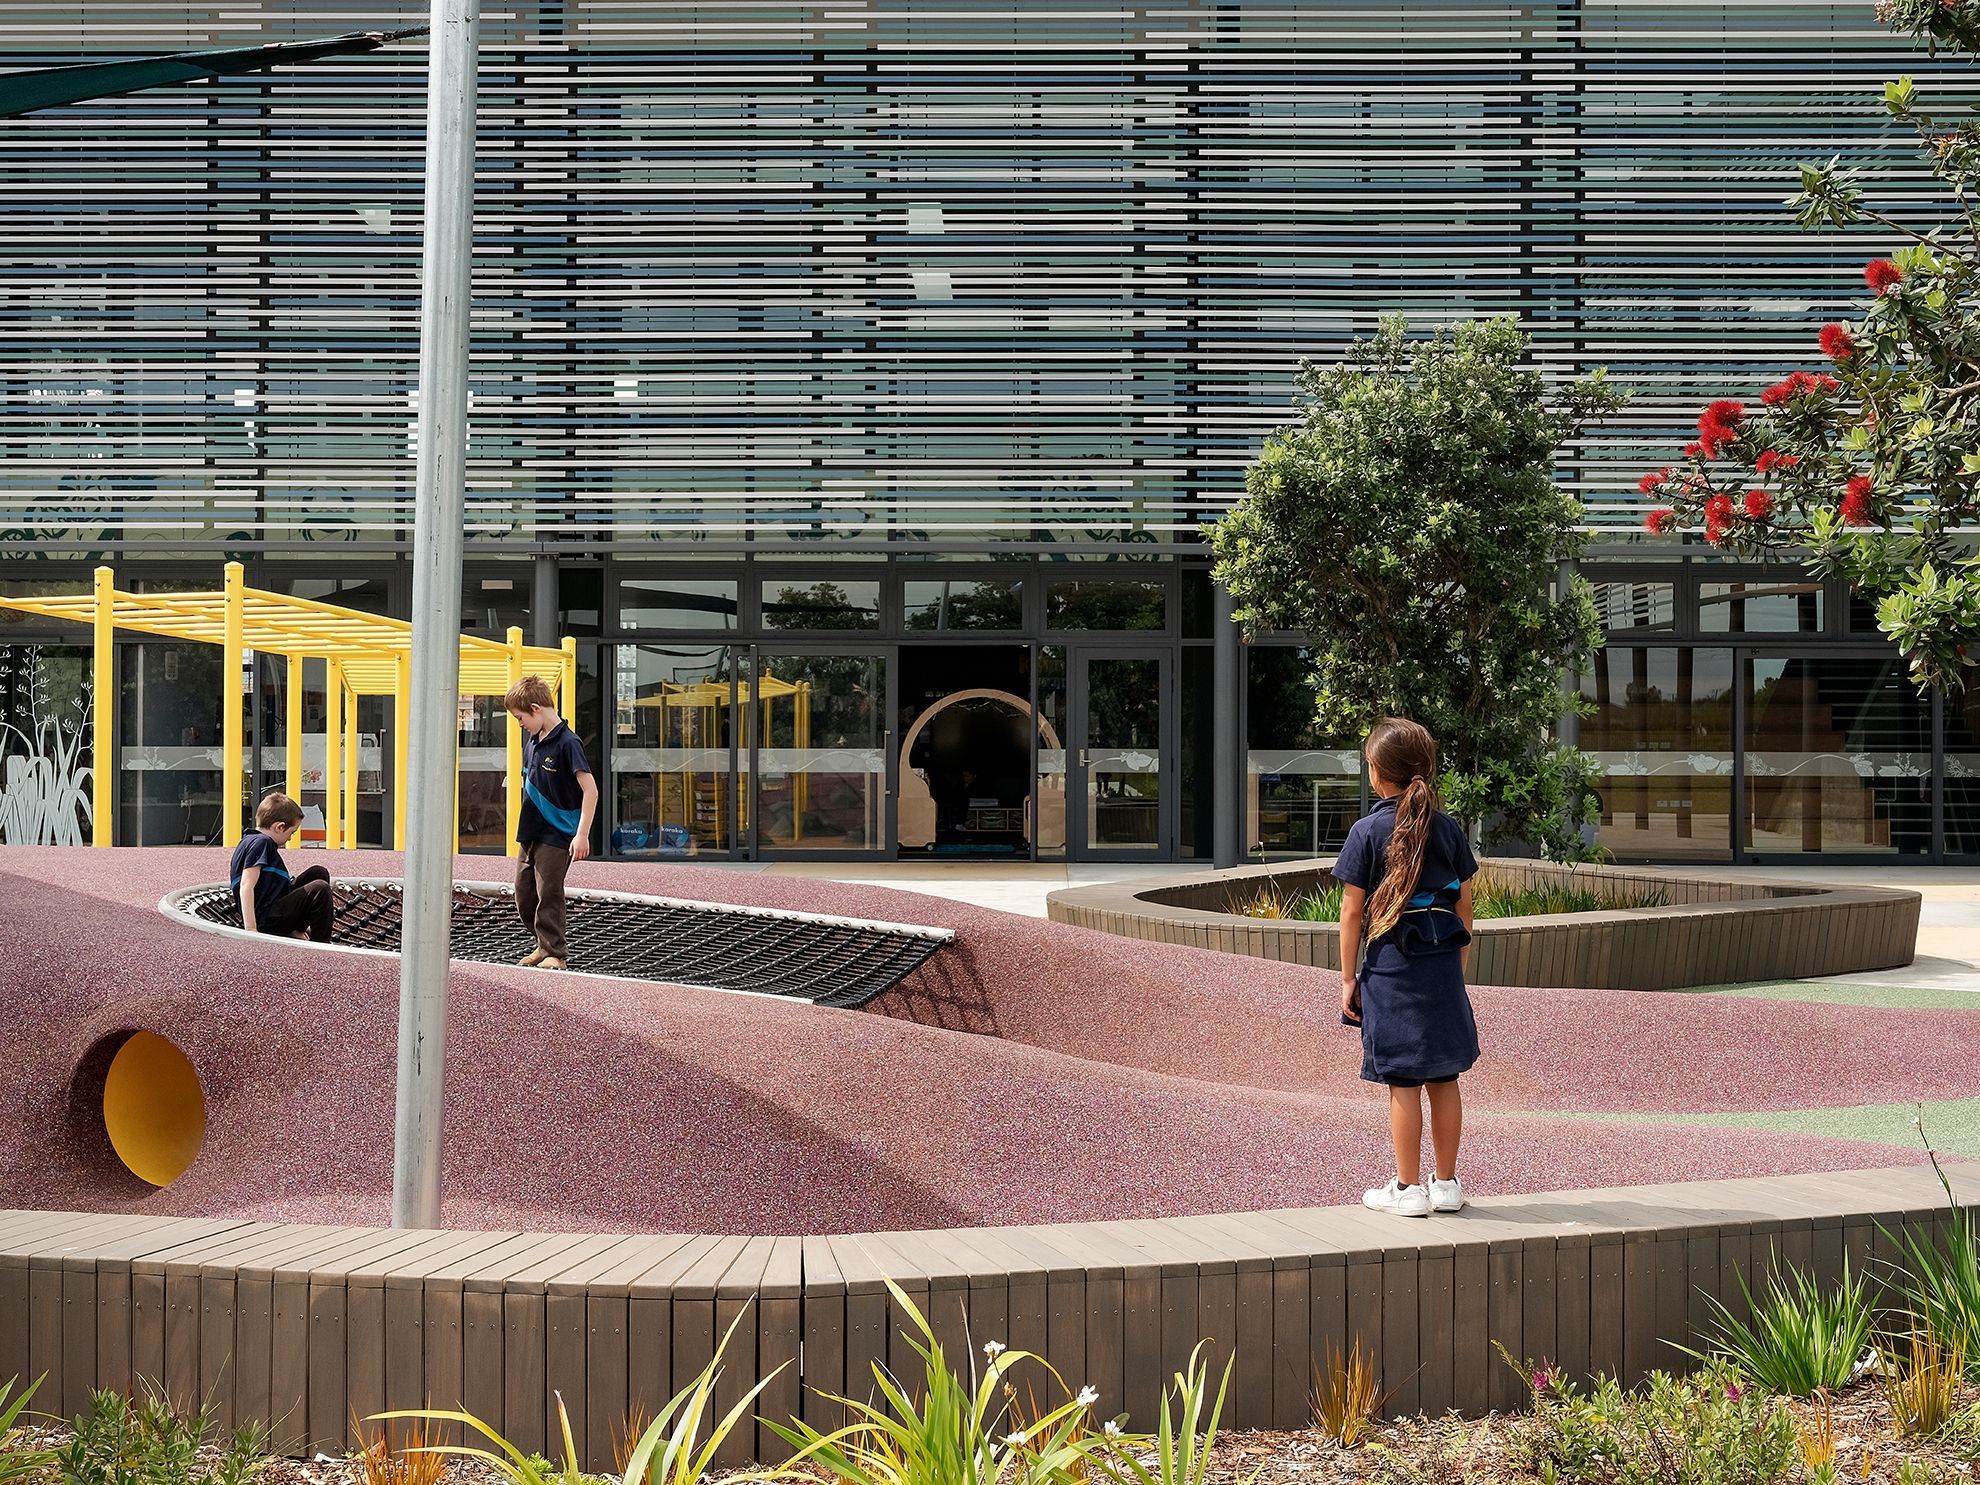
[1818,323,1858,360]
[1644,508,1677,535]
[1696,399,1746,455]
[1683,439,1704,457]
[1705,492,1735,523]
[1637,467,1673,494]
[1744,488,1775,521]
[1841,474,1875,525]
[1753,449,1800,474]
[1865,258,1905,294]
[1760,370,1840,406]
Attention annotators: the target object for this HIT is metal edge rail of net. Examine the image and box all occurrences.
[173,881,952,1008]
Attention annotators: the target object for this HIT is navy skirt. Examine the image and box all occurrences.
[1356,920,1480,1087]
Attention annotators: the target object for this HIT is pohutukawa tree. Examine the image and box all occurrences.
[1211,315,1629,861]
[1640,0,1980,692]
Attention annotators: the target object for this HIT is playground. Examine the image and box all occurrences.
[1,844,1972,1235]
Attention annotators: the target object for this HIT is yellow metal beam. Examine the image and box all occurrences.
[505,626,524,860]
[221,561,245,847]
[286,655,304,809]
[324,660,343,851]
[92,566,113,847]
[343,670,359,851]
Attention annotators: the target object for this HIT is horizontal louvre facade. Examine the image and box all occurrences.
[0,2,1948,553]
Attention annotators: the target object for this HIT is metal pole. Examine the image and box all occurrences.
[1212,579,1241,868]
[392,0,479,1230]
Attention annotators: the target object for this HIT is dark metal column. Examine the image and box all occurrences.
[532,553,559,647]
[1212,580,1241,868]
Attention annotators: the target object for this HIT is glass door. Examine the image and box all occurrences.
[749,645,895,855]
[1070,648,1171,860]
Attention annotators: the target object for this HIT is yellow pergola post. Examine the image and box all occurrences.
[393,652,410,850]
[324,660,343,850]
[285,655,304,810]
[91,565,114,847]
[505,626,524,859]
[559,635,576,707]
[342,672,359,850]
[221,560,245,847]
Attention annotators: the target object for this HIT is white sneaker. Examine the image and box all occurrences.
[1429,1176,1465,1213]
[1363,1178,1431,1217]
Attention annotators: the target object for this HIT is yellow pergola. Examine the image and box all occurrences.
[0,561,573,855]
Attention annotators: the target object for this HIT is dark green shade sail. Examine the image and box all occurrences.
[0,28,428,117]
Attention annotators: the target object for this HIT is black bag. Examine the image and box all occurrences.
[1394,906,1471,958]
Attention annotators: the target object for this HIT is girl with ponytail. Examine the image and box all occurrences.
[1333,717,1480,1217]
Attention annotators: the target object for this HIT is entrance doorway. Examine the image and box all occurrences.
[1070,648,1171,860]
[897,645,1045,856]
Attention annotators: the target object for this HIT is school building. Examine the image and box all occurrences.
[2,3,1974,865]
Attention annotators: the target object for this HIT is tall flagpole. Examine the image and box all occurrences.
[391,0,479,1229]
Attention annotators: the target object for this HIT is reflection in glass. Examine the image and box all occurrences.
[1949,684,1980,857]
[116,642,232,846]
[0,643,92,844]
[1047,580,1165,631]
[1589,581,1676,632]
[618,578,740,631]
[1580,647,1735,860]
[1699,581,1825,634]
[1035,646,1067,858]
[897,645,1040,855]
[755,651,887,851]
[760,579,881,630]
[610,644,734,855]
[1246,647,1359,857]
[1083,655,1162,850]
[903,579,1023,631]
[1743,654,1930,855]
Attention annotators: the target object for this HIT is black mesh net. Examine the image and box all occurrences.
[175,881,951,1009]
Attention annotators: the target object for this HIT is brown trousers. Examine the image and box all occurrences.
[515,840,572,959]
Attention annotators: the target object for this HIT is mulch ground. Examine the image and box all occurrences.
[17,1382,1980,1485]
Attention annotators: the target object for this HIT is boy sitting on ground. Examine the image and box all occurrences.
[504,674,597,970]
[230,792,335,942]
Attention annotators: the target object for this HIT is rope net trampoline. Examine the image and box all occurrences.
[169,880,953,1009]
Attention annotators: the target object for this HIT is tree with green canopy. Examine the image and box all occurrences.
[1640,0,1980,693]
[1211,315,1629,860]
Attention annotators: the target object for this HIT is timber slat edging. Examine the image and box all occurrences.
[1044,857,1923,989]
[4,1161,1973,1465]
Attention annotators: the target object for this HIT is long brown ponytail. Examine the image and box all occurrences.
[1363,717,1440,942]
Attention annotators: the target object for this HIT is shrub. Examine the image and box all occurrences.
[1881,1323,1966,1439]
[1094,1343,1243,1485]
[1888,1135,1980,1376]
[1507,1360,1798,1485]
[0,1377,52,1485]
[351,1415,448,1485]
[765,1277,1116,1485]
[1683,1260,1873,1397]
[1308,1340,1382,1448]
[380,1310,774,1485]
[60,1386,268,1485]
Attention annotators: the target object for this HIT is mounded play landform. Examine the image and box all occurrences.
[1047,858,1923,989]
[0,845,1969,1465]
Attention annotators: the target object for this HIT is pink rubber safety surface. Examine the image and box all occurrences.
[0,847,1956,1235]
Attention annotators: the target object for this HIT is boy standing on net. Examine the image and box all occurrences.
[504,674,597,970]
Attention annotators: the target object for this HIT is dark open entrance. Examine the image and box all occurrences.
[898,645,1035,856]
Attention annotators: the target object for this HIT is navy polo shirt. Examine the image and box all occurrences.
[520,719,591,847]
[229,829,290,920]
[1331,795,1479,924]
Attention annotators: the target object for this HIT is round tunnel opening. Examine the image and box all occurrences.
[102,1031,206,1187]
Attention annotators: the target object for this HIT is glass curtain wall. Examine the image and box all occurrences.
[610,643,736,856]
[1580,647,1737,861]
[1245,646,1360,858]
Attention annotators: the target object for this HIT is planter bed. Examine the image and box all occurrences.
[1046,859,1921,990]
